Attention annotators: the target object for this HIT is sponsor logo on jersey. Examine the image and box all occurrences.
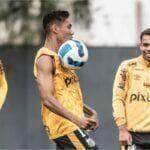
[64,76,78,86]
[143,82,150,88]
[130,93,150,102]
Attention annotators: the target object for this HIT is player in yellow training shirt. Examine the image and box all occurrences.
[113,28,150,149]
[34,10,99,149]
[0,60,8,110]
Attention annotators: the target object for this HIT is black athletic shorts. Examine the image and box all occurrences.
[122,132,150,150]
[53,129,98,149]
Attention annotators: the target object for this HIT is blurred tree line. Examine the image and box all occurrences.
[0,0,92,45]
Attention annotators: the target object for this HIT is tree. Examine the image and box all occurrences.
[0,0,91,45]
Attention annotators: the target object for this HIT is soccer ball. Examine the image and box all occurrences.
[58,39,89,70]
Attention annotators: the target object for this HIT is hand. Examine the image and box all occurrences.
[89,110,99,131]
[74,116,97,130]
[119,126,132,146]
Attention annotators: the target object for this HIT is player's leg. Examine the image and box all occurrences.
[53,129,98,149]
[73,129,98,149]
[54,134,77,149]
[121,145,126,150]
[121,144,136,150]
[129,132,150,150]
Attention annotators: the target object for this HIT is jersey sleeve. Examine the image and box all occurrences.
[112,61,129,126]
[0,61,8,110]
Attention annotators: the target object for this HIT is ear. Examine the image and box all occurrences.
[51,24,60,34]
[139,43,144,52]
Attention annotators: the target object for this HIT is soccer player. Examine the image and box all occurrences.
[0,60,8,110]
[113,28,150,149]
[33,10,99,149]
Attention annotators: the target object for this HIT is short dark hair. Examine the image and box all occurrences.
[43,10,69,36]
[140,28,150,41]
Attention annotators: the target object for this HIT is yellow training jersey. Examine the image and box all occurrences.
[0,60,8,110]
[34,47,84,139]
[113,55,150,132]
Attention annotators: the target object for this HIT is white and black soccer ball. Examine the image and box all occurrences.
[58,39,89,70]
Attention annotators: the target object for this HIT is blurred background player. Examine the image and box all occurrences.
[33,10,99,149]
[112,28,150,150]
[0,60,8,110]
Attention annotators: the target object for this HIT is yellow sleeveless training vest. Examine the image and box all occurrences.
[0,60,8,110]
[34,47,84,139]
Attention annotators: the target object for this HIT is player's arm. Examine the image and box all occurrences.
[36,55,96,129]
[0,61,8,110]
[83,104,96,116]
[83,104,99,130]
[112,62,132,145]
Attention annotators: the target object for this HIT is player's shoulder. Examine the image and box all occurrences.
[35,47,52,62]
[120,57,139,68]
[37,47,56,54]
[36,47,48,54]
[36,50,54,72]
[36,47,56,57]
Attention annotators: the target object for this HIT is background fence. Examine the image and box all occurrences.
[0,46,140,150]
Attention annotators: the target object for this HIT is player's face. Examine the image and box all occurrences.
[140,35,150,62]
[57,18,74,43]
